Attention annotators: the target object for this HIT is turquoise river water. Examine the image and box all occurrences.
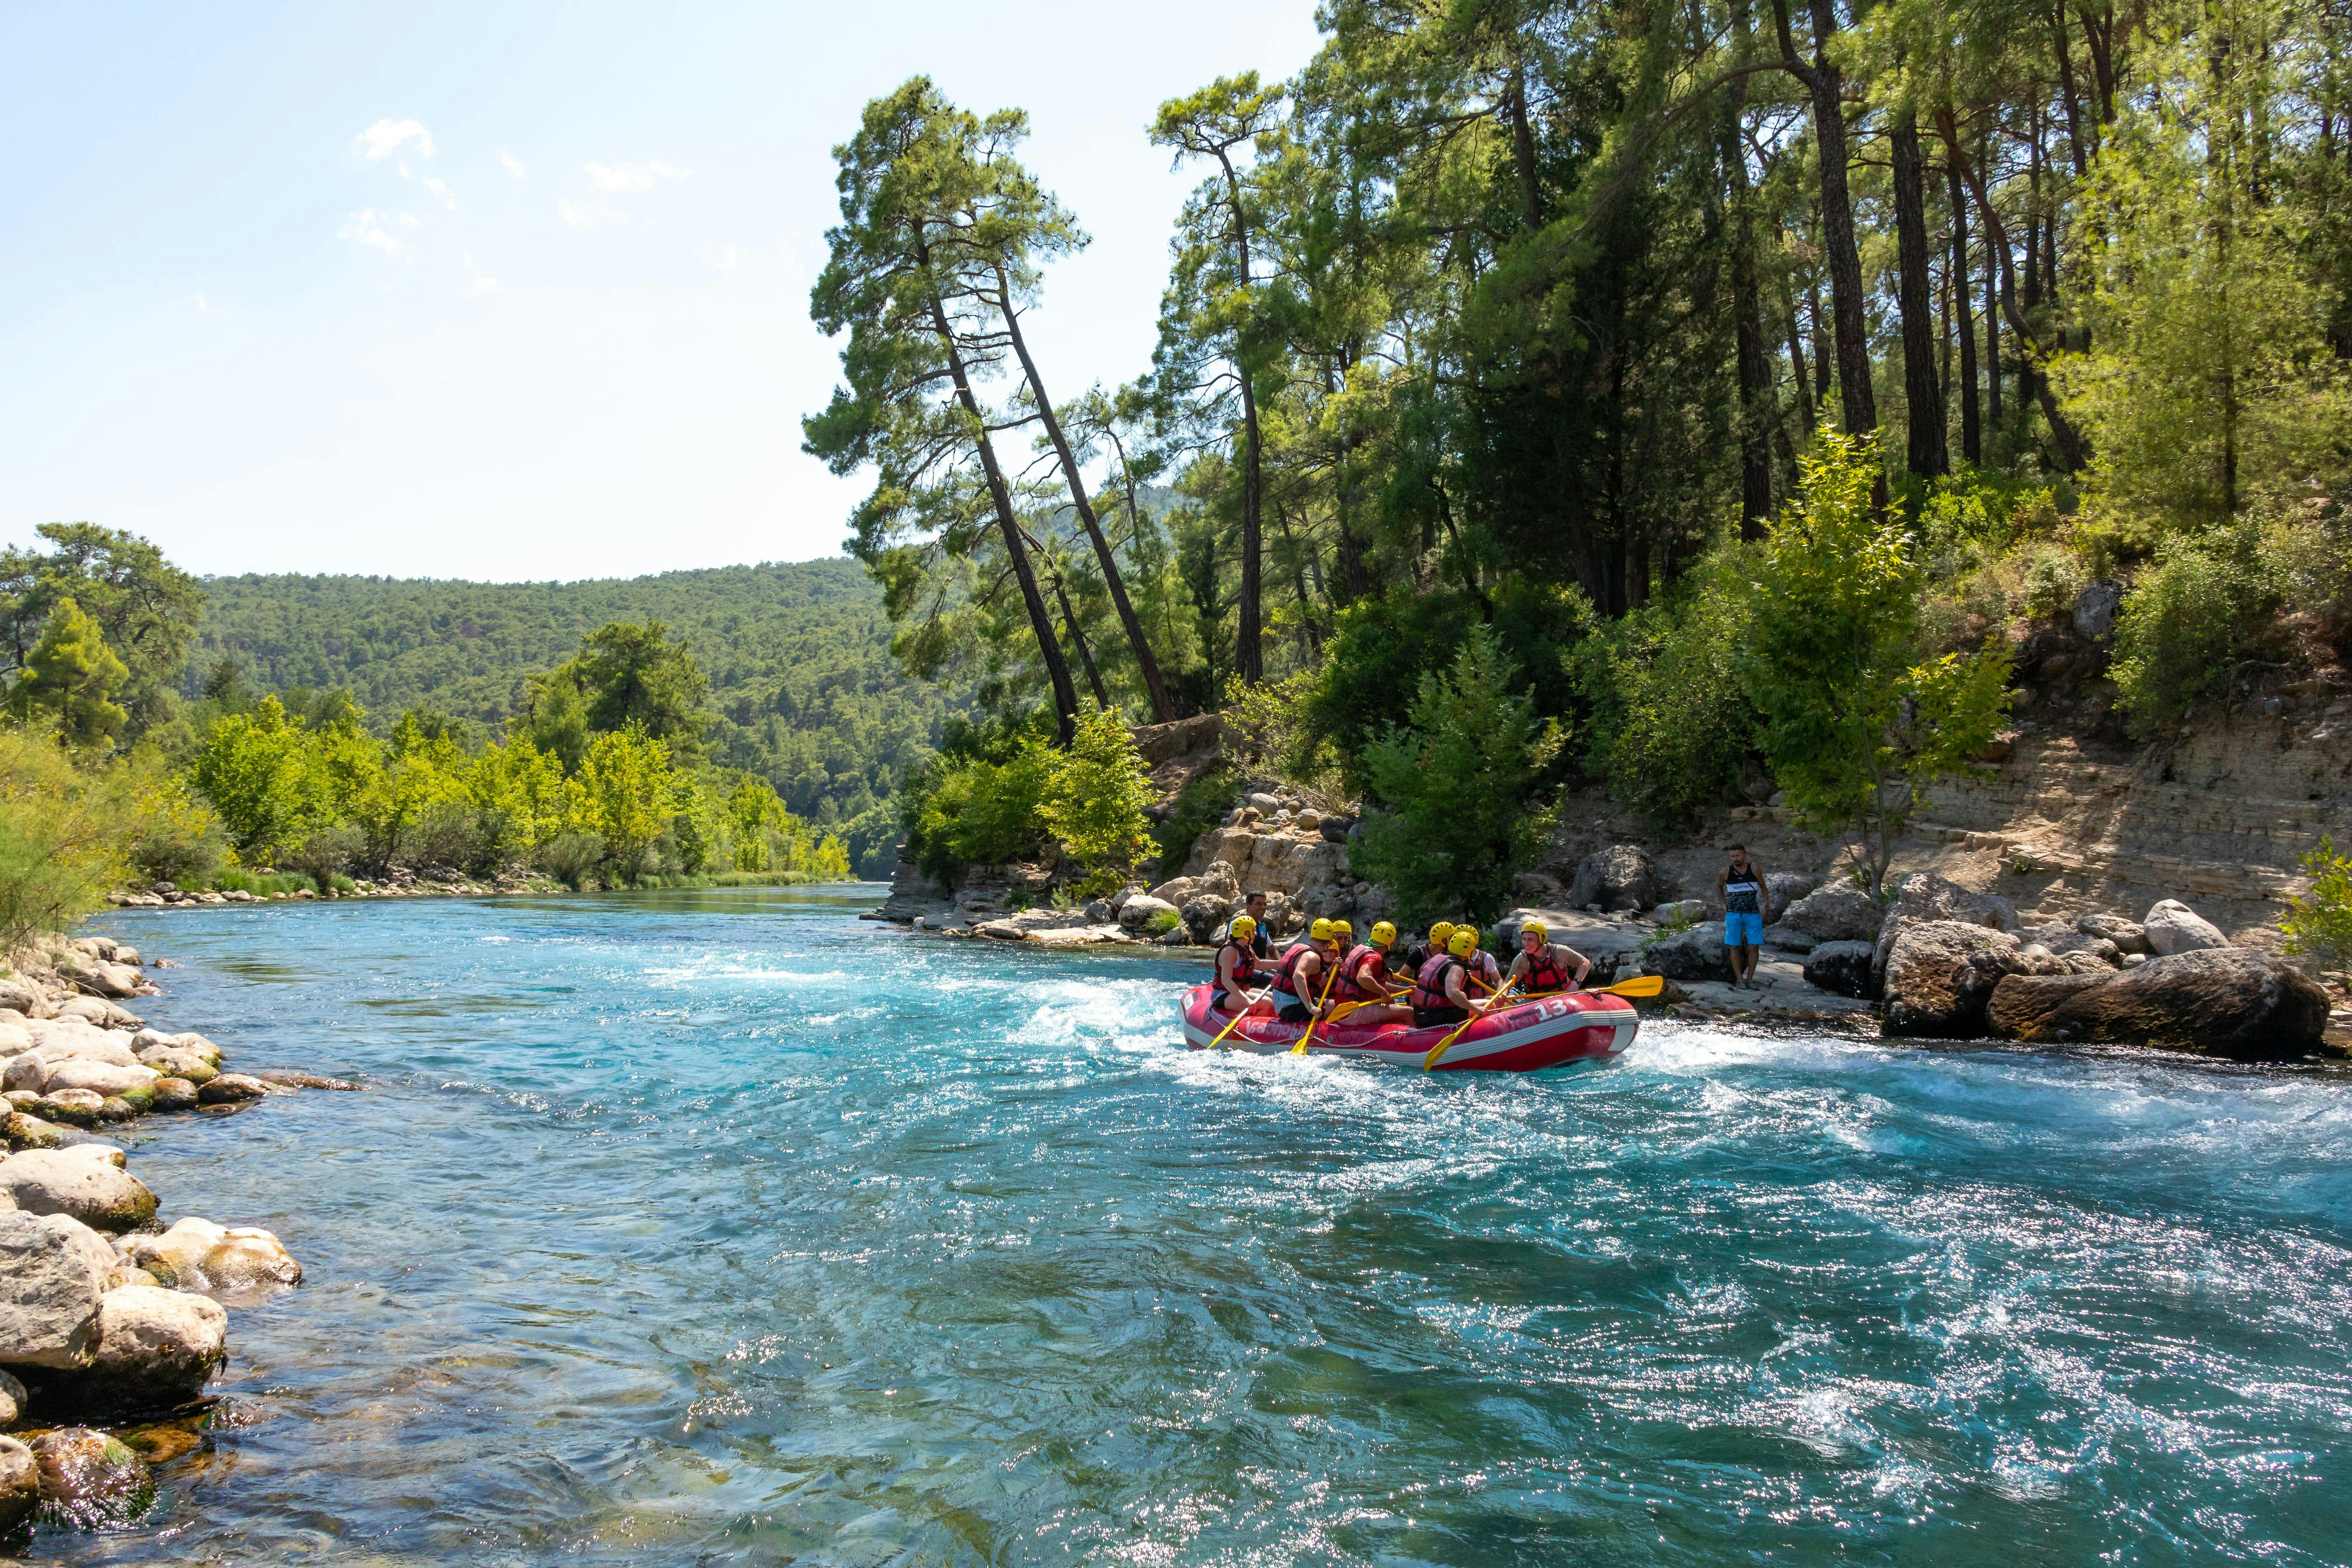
[24,885,2352,1565]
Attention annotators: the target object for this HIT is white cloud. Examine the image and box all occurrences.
[556,196,611,229]
[186,292,229,317]
[585,160,691,193]
[499,148,528,179]
[712,245,742,269]
[423,177,457,210]
[353,118,434,161]
[338,208,421,255]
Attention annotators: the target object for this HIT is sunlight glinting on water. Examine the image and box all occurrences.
[39,885,2352,1566]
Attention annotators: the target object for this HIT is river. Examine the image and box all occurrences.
[30,884,2352,1564]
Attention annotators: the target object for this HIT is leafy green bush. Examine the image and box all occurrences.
[2110,521,2284,736]
[906,745,1055,882]
[1572,551,1762,828]
[2282,836,2352,971]
[0,727,135,950]
[210,869,318,896]
[1153,762,1236,878]
[1146,908,1182,936]
[1040,707,1156,896]
[1353,626,1562,925]
[534,831,609,890]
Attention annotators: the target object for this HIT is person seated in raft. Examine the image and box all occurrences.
[1455,924,1504,997]
[1409,927,1481,1029]
[1328,919,1412,1027]
[1402,920,1454,975]
[1271,918,1343,1024]
[1223,892,1274,958]
[1215,914,1269,1014]
[1507,919,1592,996]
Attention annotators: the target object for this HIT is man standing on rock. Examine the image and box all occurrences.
[1225,892,1274,958]
[1717,845,1770,990]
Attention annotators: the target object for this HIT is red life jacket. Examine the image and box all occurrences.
[1216,939,1260,998]
[1521,946,1572,994]
[1410,952,1464,1012]
[1274,941,1325,1001]
[1334,944,1391,1003]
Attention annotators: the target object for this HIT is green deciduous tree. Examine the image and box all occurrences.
[1354,625,1563,924]
[189,696,336,863]
[1740,428,2013,896]
[1040,705,1157,894]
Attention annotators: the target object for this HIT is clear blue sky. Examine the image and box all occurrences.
[0,2,1320,581]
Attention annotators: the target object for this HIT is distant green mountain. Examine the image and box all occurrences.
[190,560,955,836]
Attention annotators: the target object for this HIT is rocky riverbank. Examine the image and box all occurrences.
[110,862,570,910]
[0,934,330,1536]
[868,792,2352,1060]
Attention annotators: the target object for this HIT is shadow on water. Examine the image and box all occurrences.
[27,884,2350,1566]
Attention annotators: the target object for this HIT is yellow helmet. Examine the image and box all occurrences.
[1310,917,1336,942]
[1522,919,1548,943]
[1447,928,1478,957]
[1370,920,1397,947]
[1330,920,1353,944]
[1429,921,1455,947]
[1457,925,1480,952]
[1229,914,1257,939]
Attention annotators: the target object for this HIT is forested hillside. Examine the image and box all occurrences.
[189,561,955,832]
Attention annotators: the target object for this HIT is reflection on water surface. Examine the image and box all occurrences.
[19,884,2348,1565]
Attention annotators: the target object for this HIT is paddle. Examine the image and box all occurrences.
[1423,977,1519,1071]
[1203,982,1277,1050]
[1288,953,1345,1055]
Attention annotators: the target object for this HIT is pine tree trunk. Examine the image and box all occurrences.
[1891,110,1949,477]
[1723,26,1775,531]
[1949,158,1982,463]
[925,294,1079,745]
[997,275,1176,721]
[1780,0,1878,437]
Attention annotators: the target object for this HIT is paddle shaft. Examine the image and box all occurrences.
[1423,977,1520,1071]
[1287,953,1344,1054]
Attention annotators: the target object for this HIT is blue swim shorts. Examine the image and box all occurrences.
[1724,911,1764,947]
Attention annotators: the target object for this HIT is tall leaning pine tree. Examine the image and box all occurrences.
[803,77,1080,745]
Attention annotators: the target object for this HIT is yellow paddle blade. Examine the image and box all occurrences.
[1599,974,1665,998]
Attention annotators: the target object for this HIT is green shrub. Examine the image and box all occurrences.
[1146,907,1181,936]
[907,744,1054,882]
[2282,836,2352,971]
[1040,706,1156,894]
[1153,762,1236,877]
[1572,551,1763,828]
[209,869,318,896]
[2111,521,2284,736]
[1353,626,1562,925]
[0,728,135,950]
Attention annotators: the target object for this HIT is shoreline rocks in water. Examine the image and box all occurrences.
[1,933,318,1534]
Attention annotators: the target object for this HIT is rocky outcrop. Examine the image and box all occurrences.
[0,1436,38,1532]
[1802,940,1876,998]
[1640,924,1733,983]
[0,1148,158,1232]
[1777,883,1885,945]
[1987,947,2332,1059]
[0,1210,110,1370]
[26,1427,153,1528]
[61,1285,228,1418]
[1566,845,1665,913]
[1871,871,2019,993]
[2142,898,2228,956]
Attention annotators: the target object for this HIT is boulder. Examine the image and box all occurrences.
[122,1218,227,1288]
[135,1045,216,1084]
[1639,924,1733,984]
[0,1210,110,1369]
[0,1021,30,1058]
[0,1150,159,1232]
[27,1427,153,1528]
[253,1070,360,1091]
[2073,579,2124,642]
[37,1091,104,1127]
[1650,899,1707,925]
[1117,894,1180,932]
[72,1285,228,1416]
[2142,899,2228,956]
[1764,871,1820,911]
[3,1111,58,1150]
[1802,940,1877,998]
[1872,871,2018,988]
[2020,923,2125,968]
[54,993,137,1026]
[0,1437,35,1533]
[2074,913,2151,955]
[1880,921,2038,1037]
[1180,894,1236,944]
[202,1227,303,1290]
[1778,883,1885,945]
[1987,948,2332,1060]
[1761,924,1818,954]
[0,1367,21,1425]
[197,1073,272,1107]
[34,1059,158,1100]
[1566,845,1664,913]
[1146,876,1201,908]
[0,980,40,1015]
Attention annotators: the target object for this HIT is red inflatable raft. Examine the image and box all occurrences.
[1177,982,1639,1072]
